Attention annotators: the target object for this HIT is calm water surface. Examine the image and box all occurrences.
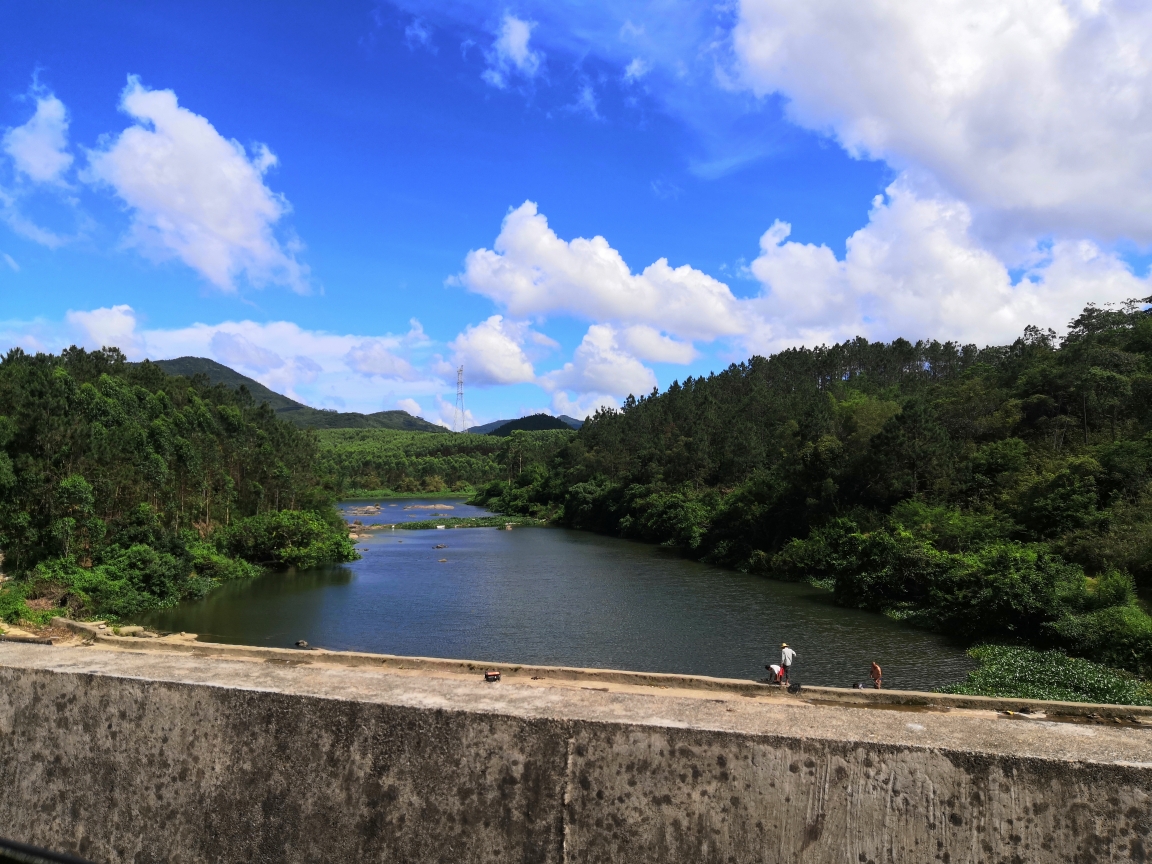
[144,498,974,690]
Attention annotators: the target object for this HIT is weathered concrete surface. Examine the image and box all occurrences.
[1,642,1150,864]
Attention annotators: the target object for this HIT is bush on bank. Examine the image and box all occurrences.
[940,645,1152,706]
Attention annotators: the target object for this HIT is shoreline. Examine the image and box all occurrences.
[338,490,477,501]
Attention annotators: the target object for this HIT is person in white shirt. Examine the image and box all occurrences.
[780,643,797,684]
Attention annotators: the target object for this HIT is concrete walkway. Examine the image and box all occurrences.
[1,637,1150,862]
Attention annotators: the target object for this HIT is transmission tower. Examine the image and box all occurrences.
[453,365,465,433]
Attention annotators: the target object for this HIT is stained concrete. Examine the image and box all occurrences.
[0,640,1150,863]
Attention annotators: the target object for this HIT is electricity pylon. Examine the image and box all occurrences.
[454,366,465,433]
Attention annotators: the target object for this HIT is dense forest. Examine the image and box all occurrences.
[0,347,357,623]
[316,428,571,496]
[473,302,1152,693]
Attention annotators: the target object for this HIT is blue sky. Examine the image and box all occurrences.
[3,1,1151,425]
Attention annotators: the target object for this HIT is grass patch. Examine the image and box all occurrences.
[395,516,547,530]
[939,644,1152,706]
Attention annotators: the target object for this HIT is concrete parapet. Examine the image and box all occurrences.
[1,640,1150,863]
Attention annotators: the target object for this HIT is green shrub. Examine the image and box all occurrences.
[0,582,29,623]
[618,488,715,550]
[928,542,1086,642]
[1046,605,1152,676]
[215,510,359,570]
[940,644,1152,706]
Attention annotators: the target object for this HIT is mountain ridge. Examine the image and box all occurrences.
[150,357,445,432]
[468,414,584,434]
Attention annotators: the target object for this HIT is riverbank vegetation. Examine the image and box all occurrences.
[942,645,1152,706]
[395,515,547,530]
[0,347,357,623]
[471,302,1152,697]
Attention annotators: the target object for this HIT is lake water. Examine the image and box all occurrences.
[143,497,975,690]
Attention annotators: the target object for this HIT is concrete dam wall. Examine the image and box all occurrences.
[1,637,1151,863]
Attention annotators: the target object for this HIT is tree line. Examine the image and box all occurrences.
[0,347,356,622]
[473,302,1152,682]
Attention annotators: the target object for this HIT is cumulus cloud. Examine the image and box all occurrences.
[617,325,696,363]
[455,193,1151,404]
[395,397,424,417]
[0,87,82,247]
[86,77,308,291]
[734,0,1152,243]
[345,338,422,381]
[747,179,1152,350]
[447,315,538,385]
[66,304,145,355]
[540,324,657,412]
[550,390,620,421]
[483,14,543,88]
[31,305,443,412]
[457,201,745,342]
[3,92,73,184]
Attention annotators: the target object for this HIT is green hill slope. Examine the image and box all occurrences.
[488,413,575,435]
[152,357,444,432]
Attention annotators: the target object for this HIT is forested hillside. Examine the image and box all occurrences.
[153,356,445,432]
[317,428,572,496]
[0,347,357,623]
[474,302,1152,689]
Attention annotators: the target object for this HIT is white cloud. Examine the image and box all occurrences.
[433,394,477,430]
[618,325,696,363]
[747,178,1152,349]
[396,397,424,417]
[405,18,434,50]
[86,77,308,291]
[483,14,543,88]
[457,201,745,342]
[66,304,145,355]
[734,0,1152,243]
[210,331,284,372]
[448,315,537,385]
[345,336,422,381]
[540,323,657,401]
[624,58,650,82]
[551,390,619,421]
[0,187,71,248]
[3,92,73,184]
[2,252,18,272]
[568,85,601,119]
[40,305,444,411]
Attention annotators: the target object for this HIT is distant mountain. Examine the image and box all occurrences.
[468,414,584,435]
[151,357,446,433]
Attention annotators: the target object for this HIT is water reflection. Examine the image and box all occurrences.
[143,498,974,691]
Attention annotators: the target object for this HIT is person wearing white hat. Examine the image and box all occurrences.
[780,642,797,684]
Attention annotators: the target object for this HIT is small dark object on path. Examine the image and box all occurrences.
[434,544,447,549]
[484,670,501,682]
[787,682,802,694]
[294,640,309,649]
